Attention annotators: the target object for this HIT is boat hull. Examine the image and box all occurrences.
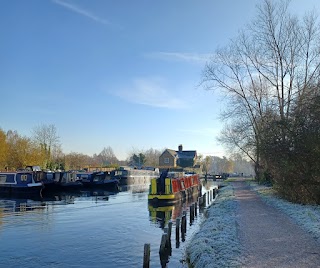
[148,185,201,206]
[0,184,43,195]
[0,172,44,197]
[148,174,202,206]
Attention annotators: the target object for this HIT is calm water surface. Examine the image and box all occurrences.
[0,180,218,268]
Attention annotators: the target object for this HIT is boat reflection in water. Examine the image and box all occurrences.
[41,187,119,203]
[148,190,201,229]
[116,173,154,193]
[0,187,118,213]
[0,197,46,215]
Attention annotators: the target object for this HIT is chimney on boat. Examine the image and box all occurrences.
[178,144,183,152]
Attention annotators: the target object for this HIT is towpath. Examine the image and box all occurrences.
[232,180,320,268]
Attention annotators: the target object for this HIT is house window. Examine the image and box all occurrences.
[164,158,170,164]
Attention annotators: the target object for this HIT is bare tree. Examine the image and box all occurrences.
[202,156,213,179]
[98,146,118,165]
[204,0,320,180]
[32,124,60,168]
[127,147,162,167]
[0,128,7,170]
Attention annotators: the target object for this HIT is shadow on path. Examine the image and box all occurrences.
[232,180,320,268]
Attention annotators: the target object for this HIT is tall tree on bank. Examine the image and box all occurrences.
[98,146,118,165]
[0,128,8,169]
[6,130,42,169]
[32,124,60,169]
[204,0,320,181]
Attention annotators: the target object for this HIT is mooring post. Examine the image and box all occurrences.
[143,243,150,268]
[159,233,168,254]
[190,204,195,224]
[195,202,197,217]
[181,215,186,242]
[183,211,187,232]
[202,193,206,206]
[176,218,180,248]
[164,227,168,236]
[168,221,172,239]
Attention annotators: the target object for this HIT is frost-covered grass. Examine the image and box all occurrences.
[185,180,320,268]
[186,184,242,268]
[249,181,320,242]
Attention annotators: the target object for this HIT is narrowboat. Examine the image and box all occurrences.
[148,170,201,206]
[111,166,160,185]
[0,171,44,196]
[54,171,83,189]
[23,166,57,191]
[33,170,56,191]
[77,171,119,190]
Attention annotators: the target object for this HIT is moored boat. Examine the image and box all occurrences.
[77,171,119,190]
[0,171,44,196]
[111,166,159,185]
[54,171,83,189]
[148,170,201,206]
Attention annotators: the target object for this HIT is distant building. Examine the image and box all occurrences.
[159,144,197,168]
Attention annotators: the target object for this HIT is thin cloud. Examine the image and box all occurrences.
[52,0,110,26]
[112,78,187,109]
[145,52,212,64]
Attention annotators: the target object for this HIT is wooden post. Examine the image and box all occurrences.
[202,193,206,206]
[195,202,197,217]
[176,218,180,248]
[182,211,187,232]
[164,227,168,236]
[181,215,186,242]
[190,204,194,224]
[168,221,172,239]
[159,234,168,254]
[143,243,150,268]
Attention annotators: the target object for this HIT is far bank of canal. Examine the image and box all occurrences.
[0,180,218,268]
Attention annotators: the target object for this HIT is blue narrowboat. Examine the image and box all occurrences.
[0,171,44,196]
[77,171,119,190]
[54,171,83,189]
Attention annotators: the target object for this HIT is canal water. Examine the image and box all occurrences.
[0,180,218,268]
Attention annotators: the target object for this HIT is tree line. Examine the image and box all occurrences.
[0,124,253,178]
[204,0,320,204]
[0,124,163,171]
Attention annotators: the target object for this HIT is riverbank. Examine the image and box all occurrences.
[186,178,320,267]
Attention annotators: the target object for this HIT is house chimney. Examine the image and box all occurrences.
[178,144,183,152]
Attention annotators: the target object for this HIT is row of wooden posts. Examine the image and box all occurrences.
[143,187,218,267]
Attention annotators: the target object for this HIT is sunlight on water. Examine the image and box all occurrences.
[0,180,218,268]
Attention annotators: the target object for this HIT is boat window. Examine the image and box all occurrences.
[21,175,28,181]
[0,175,6,183]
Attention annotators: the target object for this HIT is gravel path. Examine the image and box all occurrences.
[232,180,320,268]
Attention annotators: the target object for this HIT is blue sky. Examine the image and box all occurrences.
[1,0,319,160]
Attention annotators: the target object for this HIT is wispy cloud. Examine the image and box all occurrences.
[111,77,187,109]
[145,52,212,64]
[52,0,110,26]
